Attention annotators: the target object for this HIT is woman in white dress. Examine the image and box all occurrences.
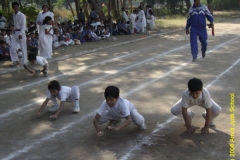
[137,6,146,33]
[148,10,155,30]
[41,16,54,58]
[36,5,54,58]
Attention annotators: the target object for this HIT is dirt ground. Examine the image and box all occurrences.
[0,16,240,160]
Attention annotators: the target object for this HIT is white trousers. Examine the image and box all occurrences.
[98,109,145,126]
[51,86,80,106]
[27,61,49,71]
[10,31,27,64]
[171,99,222,121]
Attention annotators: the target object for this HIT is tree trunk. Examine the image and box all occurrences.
[47,0,53,12]
[184,0,191,13]
[1,0,8,10]
[112,0,118,19]
[75,0,80,20]
[87,0,106,20]
[83,0,89,23]
[207,0,213,15]
[129,0,132,13]
[66,0,75,19]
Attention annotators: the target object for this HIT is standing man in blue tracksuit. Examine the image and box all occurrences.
[186,0,214,62]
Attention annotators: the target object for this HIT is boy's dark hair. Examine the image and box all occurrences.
[48,80,61,90]
[43,16,52,25]
[188,78,203,92]
[12,2,19,7]
[28,54,37,61]
[0,40,6,44]
[104,86,120,99]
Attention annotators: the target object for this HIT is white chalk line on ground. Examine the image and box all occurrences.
[0,29,184,75]
[0,44,190,120]
[0,40,181,95]
[1,36,239,160]
[119,38,240,160]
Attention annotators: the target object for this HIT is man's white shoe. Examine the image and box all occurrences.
[202,112,215,127]
[48,105,59,112]
[72,105,80,113]
[138,122,146,131]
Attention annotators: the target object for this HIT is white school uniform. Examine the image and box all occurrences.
[38,24,53,58]
[122,11,129,22]
[10,11,27,64]
[24,56,49,71]
[171,88,222,121]
[97,97,145,126]
[129,13,136,33]
[137,10,146,33]
[36,11,54,58]
[47,86,80,107]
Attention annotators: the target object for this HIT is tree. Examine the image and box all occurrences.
[207,0,213,14]
[184,0,191,13]
[87,0,106,20]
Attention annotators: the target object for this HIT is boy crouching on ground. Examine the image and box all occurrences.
[171,78,222,135]
[93,86,146,136]
[23,54,49,77]
[36,80,80,119]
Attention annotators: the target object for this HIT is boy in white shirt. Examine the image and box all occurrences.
[93,86,146,136]
[171,78,222,135]
[23,54,49,77]
[35,80,80,119]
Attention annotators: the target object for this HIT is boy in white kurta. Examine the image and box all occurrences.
[23,54,49,77]
[35,80,80,119]
[171,78,222,135]
[137,6,146,33]
[93,86,146,136]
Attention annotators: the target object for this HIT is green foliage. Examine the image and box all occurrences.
[21,6,39,23]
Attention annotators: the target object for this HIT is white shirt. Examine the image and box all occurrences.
[0,16,6,29]
[181,88,212,109]
[36,11,54,25]
[129,13,136,23]
[98,97,135,118]
[122,11,129,22]
[47,86,71,101]
[25,56,48,67]
[12,11,26,35]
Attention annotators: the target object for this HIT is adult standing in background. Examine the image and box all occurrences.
[0,13,7,29]
[78,8,85,26]
[89,8,98,23]
[36,5,54,59]
[122,7,129,23]
[137,6,146,33]
[186,0,214,62]
[10,2,27,67]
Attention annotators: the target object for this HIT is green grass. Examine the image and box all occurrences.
[154,11,240,29]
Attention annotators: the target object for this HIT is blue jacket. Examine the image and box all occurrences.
[186,4,214,29]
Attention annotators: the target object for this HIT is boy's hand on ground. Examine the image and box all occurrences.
[186,126,195,135]
[109,126,119,131]
[201,127,209,135]
[97,131,104,136]
[50,114,58,119]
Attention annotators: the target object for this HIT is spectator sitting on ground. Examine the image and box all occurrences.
[90,19,96,31]
[95,18,101,30]
[95,25,104,39]
[27,32,38,55]
[61,30,75,46]
[90,26,101,41]
[119,19,130,35]
[5,28,12,47]
[0,40,10,61]
[103,25,111,38]
[0,13,7,29]
[53,29,61,49]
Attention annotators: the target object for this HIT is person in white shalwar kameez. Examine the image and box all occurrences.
[148,10,155,30]
[41,16,54,58]
[137,6,146,33]
[36,5,54,59]
[129,10,137,33]
[10,2,27,66]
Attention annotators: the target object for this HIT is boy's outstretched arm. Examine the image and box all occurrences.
[23,64,34,74]
[182,107,195,135]
[36,98,50,116]
[93,113,103,136]
[50,101,64,119]
[201,108,212,135]
[111,115,132,131]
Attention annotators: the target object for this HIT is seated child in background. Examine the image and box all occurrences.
[95,25,104,39]
[53,29,61,49]
[93,86,146,136]
[95,18,101,30]
[171,78,222,135]
[23,54,49,77]
[90,26,101,41]
[0,40,10,61]
[5,29,12,47]
[27,32,38,55]
[35,80,80,119]
[103,25,111,38]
